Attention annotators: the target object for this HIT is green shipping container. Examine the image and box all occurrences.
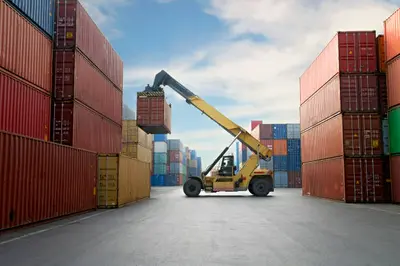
[389,106,400,154]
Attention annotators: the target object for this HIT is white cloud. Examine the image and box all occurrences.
[125,0,399,167]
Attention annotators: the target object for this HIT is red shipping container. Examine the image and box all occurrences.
[384,9,400,62]
[54,50,122,125]
[301,113,382,163]
[252,124,273,140]
[169,150,183,163]
[52,101,122,153]
[302,157,387,203]
[260,139,273,150]
[300,31,377,104]
[300,73,381,131]
[391,155,400,203]
[288,171,302,188]
[0,0,52,92]
[387,56,400,109]
[0,131,97,230]
[54,0,123,90]
[137,95,172,134]
[0,71,50,140]
[250,120,262,131]
[378,74,388,116]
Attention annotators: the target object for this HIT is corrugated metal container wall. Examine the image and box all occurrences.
[287,139,301,171]
[169,150,183,163]
[301,114,382,163]
[153,134,167,142]
[300,31,377,104]
[376,35,386,73]
[273,156,287,171]
[391,155,400,203]
[164,174,179,186]
[54,50,123,125]
[6,0,55,37]
[54,0,123,89]
[300,74,381,132]
[378,74,388,116]
[170,163,184,174]
[259,158,273,170]
[190,150,197,160]
[52,101,122,153]
[137,96,172,134]
[302,157,386,202]
[168,139,184,151]
[0,131,97,230]
[122,120,152,149]
[288,171,302,188]
[273,124,287,139]
[154,141,168,153]
[121,143,152,164]
[153,153,167,164]
[189,160,197,168]
[153,164,167,175]
[387,56,400,108]
[389,106,400,154]
[0,0,52,92]
[384,9,400,62]
[382,118,389,155]
[151,174,165,186]
[188,167,197,176]
[286,124,300,139]
[272,140,287,155]
[274,171,288,188]
[0,72,51,140]
[253,124,273,140]
[196,157,202,171]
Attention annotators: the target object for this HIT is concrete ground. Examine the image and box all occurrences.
[1,187,400,266]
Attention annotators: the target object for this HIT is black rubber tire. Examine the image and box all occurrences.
[251,178,270,197]
[183,178,202,197]
[248,184,255,195]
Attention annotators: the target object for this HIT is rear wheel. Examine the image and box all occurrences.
[251,178,271,197]
[248,184,254,195]
[183,178,202,197]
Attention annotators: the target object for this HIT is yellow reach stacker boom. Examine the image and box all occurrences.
[141,70,274,197]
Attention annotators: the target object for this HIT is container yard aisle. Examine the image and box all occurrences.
[1,189,400,266]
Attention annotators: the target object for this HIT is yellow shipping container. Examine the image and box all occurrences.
[97,154,151,208]
[122,120,152,149]
[121,143,152,163]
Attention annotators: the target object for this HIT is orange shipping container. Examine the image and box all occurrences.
[0,0,52,92]
[384,9,400,62]
[273,140,287,155]
[387,56,400,109]
[377,35,386,72]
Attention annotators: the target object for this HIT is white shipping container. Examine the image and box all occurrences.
[189,160,198,168]
[154,141,168,153]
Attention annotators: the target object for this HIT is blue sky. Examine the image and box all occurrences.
[82,0,399,167]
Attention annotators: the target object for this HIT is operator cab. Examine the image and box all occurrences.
[218,155,236,176]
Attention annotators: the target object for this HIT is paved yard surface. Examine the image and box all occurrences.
[1,187,400,266]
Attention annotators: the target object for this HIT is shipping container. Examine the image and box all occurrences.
[391,155,400,203]
[387,56,400,109]
[164,174,179,186]
[6,0,55,37]
[272,140,287,155]
[273,156,288,171]
[54,0,123,89]
[0,0,52,91]
[273,124,287,139]
[250,120,262,131]
[274,171,288,188]
[169,150,183,163]
[0,131,97,230]
[252,124,273,140]
[190,150,197,160]
[188,167,198,176]
[137,93,171,134]
[302,157,388,203]
[153,164,167,175]
[259,157,273,170]
[0,71,50,140]
[170,163,185,174]
[300,31,377,104]
[287,139,301,171]
[154,141,168,153]
[389,106,400,154]
[288,171,302,188]
[189,160,198,168]
[378,74,388,116]
[121,143,152,164]
[54,50,123,125]
[287,124,300,139]
[382,118,389,155]
[384,9,400,62]
[122,120,152,149]
[196,157,202,172]
[235,142,240,173]
[168,139,184,152]
[151,174,165,186]
[153,134,168,142]
[300,74,381,131]
[377,35,386,73]
[153,152,167,164]
[52,100,122,153]
[301,113,382,163]
[97,154,151,208]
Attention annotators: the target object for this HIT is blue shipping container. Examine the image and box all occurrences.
[168,139,185,152]
[7,0,55,38]
[259,158,273,170]
[154,152,168,164]
[273,124,287,139]
[286,124,300,139]
[241,149,247,163]
[235,142,239,173]
[274,171,288,188]
[273,155,288,171]
[153,134,168,142]
[287,153,301,171]
[188,167,198,176]
[196,157,202,171]
[287,139,300,154]
[382,118,389,155]
[153,164,167,175]
[151,175,165,186]
[190,150,197,160]
[170,162,184,174]
[164,174,178,186]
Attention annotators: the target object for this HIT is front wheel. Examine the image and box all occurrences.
[251,178,271,197]
[183,179,202,197]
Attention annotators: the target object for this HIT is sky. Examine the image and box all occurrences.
[81,0,399,168]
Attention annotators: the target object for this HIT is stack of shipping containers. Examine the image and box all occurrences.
[246,122,301,188]
[52,0,123,153]
[121,120,152,163]
[151,134,169,186]
[168,139,186,186]
[300,31,390,203]
[188,150,198,177]
[385,10,400,203]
